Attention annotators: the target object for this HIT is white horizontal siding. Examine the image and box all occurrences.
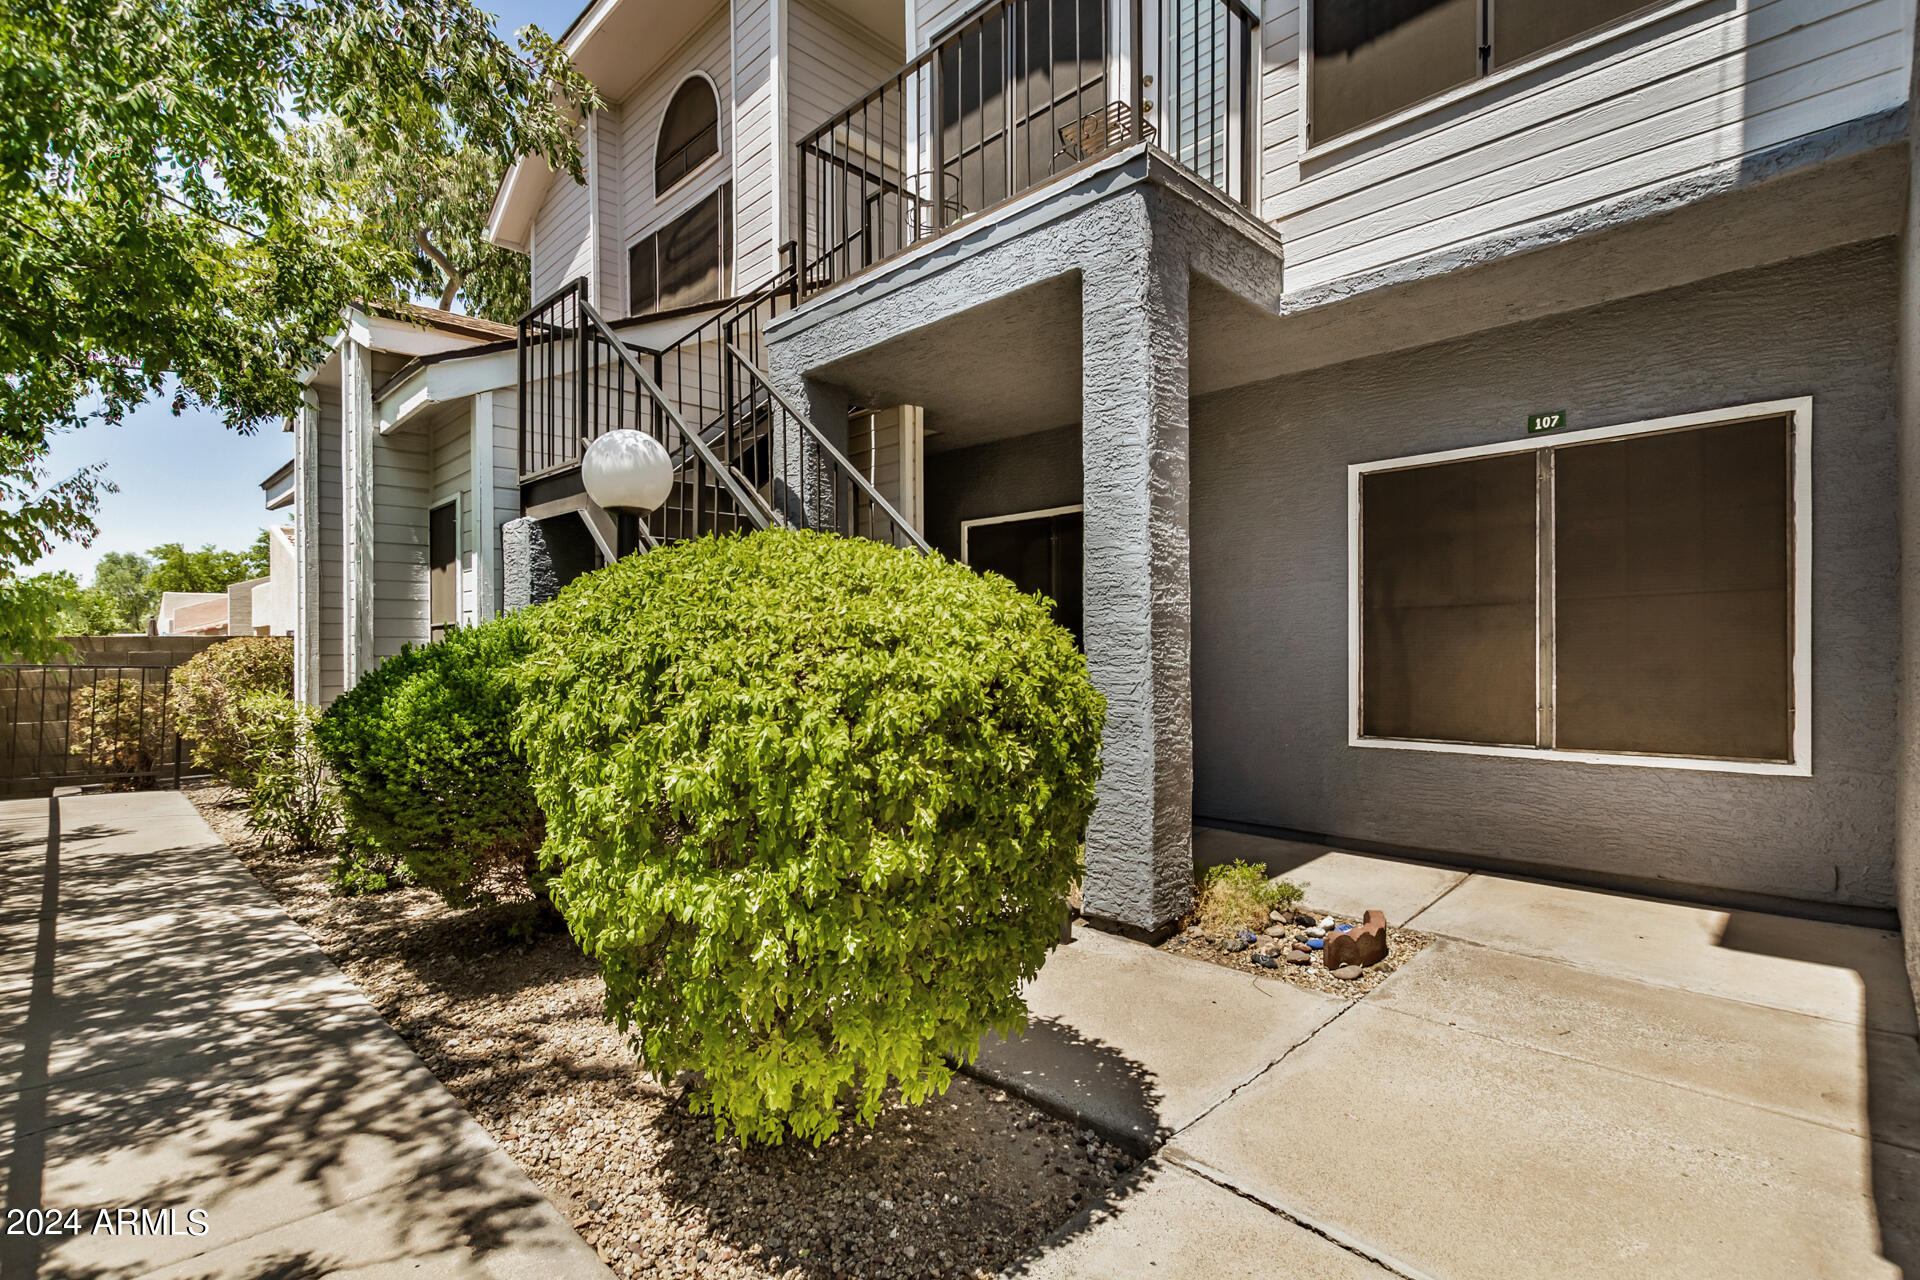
[617,10,737,310]
[790,0,905,252]
[1260,0,1912,291]
[371,410,429,660]
[531,133,593,301]
[734,0,783,283]
[314,386,345,704]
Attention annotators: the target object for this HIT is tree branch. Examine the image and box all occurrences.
[413,227,462,309]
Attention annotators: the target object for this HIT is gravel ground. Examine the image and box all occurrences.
[1159,909,1431,998]
[189,785,1127,1280]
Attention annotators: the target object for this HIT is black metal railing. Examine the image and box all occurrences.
[1,664,194,796]
[797,0,1258,292]
[516,250,930,553]
[518,279,774,544]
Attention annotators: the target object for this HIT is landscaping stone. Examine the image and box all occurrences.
[1224,936,1250,953]
[1306,938,1324,950]
[1318,916,1335,930]
[1292,911,1318,927]
[1284,950,1312,965]
[1306,926,1326,939]
[188,785,1118,1280]
[1264,924,1287,937]
[1323,910,1390,971]
[1331,965,1364,981]
[1252,954,1279,969]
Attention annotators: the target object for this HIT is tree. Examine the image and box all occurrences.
[8,572,82,659]
[144,543,259,596]
[0,0,598,650]
[303,128,530,324]
[91,551,158,631]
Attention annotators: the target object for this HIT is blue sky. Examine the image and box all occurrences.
[29,0,575,584]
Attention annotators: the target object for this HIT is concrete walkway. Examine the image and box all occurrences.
[0,791,610,1280]
[986,827,1920,1279]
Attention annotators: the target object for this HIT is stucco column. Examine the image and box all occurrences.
[502,517,561,611]
[1079,230,1194,938]
[764,352,850,533]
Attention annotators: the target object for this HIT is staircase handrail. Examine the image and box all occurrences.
[725,342,930,554]
[577,296,777,531]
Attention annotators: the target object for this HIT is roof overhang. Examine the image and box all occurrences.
[376,347,520,434]
[261,459,295,511]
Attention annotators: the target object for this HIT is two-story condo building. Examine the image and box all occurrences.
[284,0,1920,968]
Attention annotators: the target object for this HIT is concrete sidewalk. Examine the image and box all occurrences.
[0,791,610,1280]
[986,827,1920,1279]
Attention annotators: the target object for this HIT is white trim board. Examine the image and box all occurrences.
[959,503,1085,564]
[1344,396,1814,778]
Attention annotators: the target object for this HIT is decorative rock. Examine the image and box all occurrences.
[1318,916,1335,930]
[1331,964,1364,981]
[1293,911,1317,927]
[1306,937,1324,950]
[1269,910,1287,923]
[1336,924,1354,933]
[1224,935,1250,953]
[1264,924,1287,937]
[1284,949,1312,964]
[1323,909,1390,970]
[1252,953,1279,969]
[1306,926,1326,939]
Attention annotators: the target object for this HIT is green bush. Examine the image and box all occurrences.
[514,529,1105,1146]
[242,697,341,852]
[169,637,294,785]
[67,675,168,781]
[1196,860,1306,933]
[311,617,541,907]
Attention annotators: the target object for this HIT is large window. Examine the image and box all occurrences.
[656,76,720,195]
[1352,402,1807,770]
[628,184,730,316]
[1309,0,1658,143]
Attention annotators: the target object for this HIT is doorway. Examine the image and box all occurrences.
[961,504,1083,646]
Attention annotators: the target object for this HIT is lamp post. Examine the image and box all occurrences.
[581,429,673,558]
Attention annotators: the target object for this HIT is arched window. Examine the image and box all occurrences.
[656,76,720,195]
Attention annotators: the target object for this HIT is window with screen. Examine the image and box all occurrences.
[628,184,730,316]
[1356,410,1798,764]
[1310,0,1657,142]
[656,77,720,195]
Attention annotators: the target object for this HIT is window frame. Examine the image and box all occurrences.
[1297,0,1706,160]
[626,182,732,317]
[1346,397,1812,776]
[654,72,724,200]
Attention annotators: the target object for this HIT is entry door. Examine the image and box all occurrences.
[963,507,1083,646]
[429,501,458,638]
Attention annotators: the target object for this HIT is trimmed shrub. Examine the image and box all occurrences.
[170,637,295,785]
[311,616,541,907]
[243,697,341,852]
[514,529,1105,1146]
[1195,860,1306,933]
[67,675,168,781]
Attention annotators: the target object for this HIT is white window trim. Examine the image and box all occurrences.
[1346,396,1813,777]
[959,504,1084,564]
[1297,0,1712,162]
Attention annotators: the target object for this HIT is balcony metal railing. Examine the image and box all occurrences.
[797,0,1258,292]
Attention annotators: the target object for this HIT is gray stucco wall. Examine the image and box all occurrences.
[924,425,1083,560]
[1191,240,1900,909]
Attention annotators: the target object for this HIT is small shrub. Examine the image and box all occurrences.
[515,529,1105,1146]
[242,697,341,852]
[170,637,295,785]
[67,676,169,781]
[311,616,541,907]
[1196,860,1306,933]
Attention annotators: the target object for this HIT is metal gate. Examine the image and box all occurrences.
[0,664,199,797]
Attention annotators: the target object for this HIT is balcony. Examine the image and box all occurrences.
[797,0,1258,293]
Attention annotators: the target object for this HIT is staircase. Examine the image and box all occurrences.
[515,246,927,554]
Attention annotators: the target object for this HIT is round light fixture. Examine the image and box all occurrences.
[581,429,674,514]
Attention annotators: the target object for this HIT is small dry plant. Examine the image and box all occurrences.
[1195,860,1305,933]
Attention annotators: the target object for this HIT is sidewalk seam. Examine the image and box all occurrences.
[1159,1152,1438,1280]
